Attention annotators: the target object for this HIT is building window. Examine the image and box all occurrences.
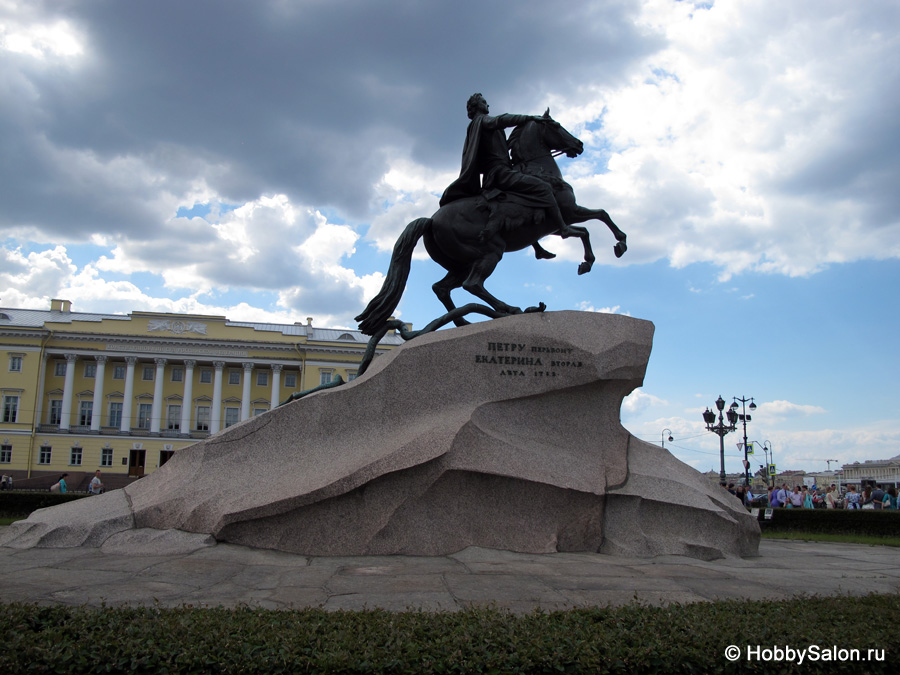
[2,395,19,423]
[228,370,240,386]
[108,402,123,428]
[256,371,268,387]
[284,373,297,388]
[347,370,358,381]
[200,370,212,384]
[0,445,11,463]
[142,366,154,381]
[48,399,62,425]
[137,403,152,429]
[78,400,93,427]
[253,407,268,417]
[54,362,66,376]
[8,355,22,372]
[39,445,51,465]
[167,404,181,431]
[319,370,333,386]
[70,446,82,466]
[171,367,183,383]
[196,406,210,431]
[113,365,126,380]
[224,407,240,428]
[101,447,113,467]
[84,363,97,378]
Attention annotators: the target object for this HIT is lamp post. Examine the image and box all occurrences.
[661,428,673,449]
[729,396,756,487]
[702,395,738,484]
[751,440,774,488]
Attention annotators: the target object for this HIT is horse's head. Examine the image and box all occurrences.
[509,108,584,164]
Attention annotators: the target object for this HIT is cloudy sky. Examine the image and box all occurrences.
[2,0,898,477]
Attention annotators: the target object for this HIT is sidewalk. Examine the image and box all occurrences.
[1,539,898,612]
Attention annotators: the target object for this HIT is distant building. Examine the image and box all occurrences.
[0,300,401,488]
[841,456,900,488]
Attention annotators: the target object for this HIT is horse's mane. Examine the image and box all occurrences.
[507,120,537,165]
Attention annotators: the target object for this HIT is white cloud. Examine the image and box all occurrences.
[366,157,447,256]
[622,388,667,415]
[565,0,900,279]
[0,16,85,60]
[576,302,629,316]
[1,192,387,326]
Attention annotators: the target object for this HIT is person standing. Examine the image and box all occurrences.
[777,483,791,507]
[52,473,69,493]
[871,484,886,510]
[89,470,104,495]
[802,487,814,509]
[846,485,861,509]
[882,487,897,510]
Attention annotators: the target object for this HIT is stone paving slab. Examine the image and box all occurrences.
[1,540,898,612]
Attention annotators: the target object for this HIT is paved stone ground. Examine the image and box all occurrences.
[1,540,898,612]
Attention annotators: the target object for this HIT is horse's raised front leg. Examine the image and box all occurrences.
[566,205,627,258]
[558,224,596,275]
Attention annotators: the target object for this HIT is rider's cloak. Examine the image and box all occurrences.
[440,113,553,210]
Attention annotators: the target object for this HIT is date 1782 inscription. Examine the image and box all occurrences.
[474,342,584,377]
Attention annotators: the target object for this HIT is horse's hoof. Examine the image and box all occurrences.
[614,241,627,258]
[577,262,593,275]
[524,302,546,314]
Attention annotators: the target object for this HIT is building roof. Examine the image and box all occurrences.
[0,305,403,345]
[0,307,129,327]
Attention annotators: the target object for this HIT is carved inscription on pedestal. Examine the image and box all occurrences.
[474,341,584,378]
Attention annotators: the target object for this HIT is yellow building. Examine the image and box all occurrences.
[0,299,400,490]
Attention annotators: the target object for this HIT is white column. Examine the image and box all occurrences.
[270,364,282,411]
[149,358,167,434]
[120,356,137,433]
[180,360,196,435]
[210,361,225,434]
[90,355,107,432]
[240,362,254,421]
[35,353,48,427]
[59,353,78,431]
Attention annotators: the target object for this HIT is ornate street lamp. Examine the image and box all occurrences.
[730,396,756,487]
[661,428,673,449]
[702,395,738,484]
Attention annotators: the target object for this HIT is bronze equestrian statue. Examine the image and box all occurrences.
[355,94,626,336]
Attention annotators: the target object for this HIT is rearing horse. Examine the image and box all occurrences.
[355,111,626,336]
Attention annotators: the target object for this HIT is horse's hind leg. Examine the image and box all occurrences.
[462,253,522,316]
[432,271,470,326]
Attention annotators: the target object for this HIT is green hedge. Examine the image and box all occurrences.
[0,492,88,518]
[753,507,900,537]
[0,595,897,674]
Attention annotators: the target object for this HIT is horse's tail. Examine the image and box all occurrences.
[355,217,431,336]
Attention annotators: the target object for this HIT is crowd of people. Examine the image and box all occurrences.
[765,483,898,509]
[722,482,899,510]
